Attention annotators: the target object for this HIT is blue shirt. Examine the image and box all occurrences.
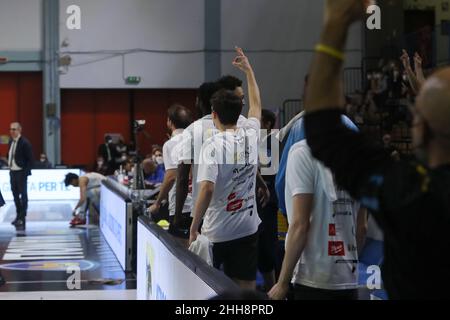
[275,115,358,215]
[146,164,165,184]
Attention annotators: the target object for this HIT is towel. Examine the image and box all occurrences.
[189,234,213,266]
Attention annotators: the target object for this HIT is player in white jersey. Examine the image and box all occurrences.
[64,172,107,226]
[189,47,263,290]
[174,77,248,231]
[148,104,194,238]
[268,140,368,300]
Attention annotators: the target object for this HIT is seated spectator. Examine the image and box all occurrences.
[34,153,53,169]
[94,156,109,175]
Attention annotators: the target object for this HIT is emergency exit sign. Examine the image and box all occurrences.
[126,76,141,85]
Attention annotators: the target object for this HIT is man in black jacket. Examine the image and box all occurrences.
[303,0,450,299]
[7,122,33,230]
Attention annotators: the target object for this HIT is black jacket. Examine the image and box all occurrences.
[7,136,33,176]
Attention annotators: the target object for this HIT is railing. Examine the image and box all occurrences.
[343,67,363,95]
[279,99,302,128]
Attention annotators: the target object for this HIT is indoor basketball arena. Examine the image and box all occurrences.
[0,0,449,307]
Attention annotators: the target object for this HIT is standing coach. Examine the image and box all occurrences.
[7,122,33,230]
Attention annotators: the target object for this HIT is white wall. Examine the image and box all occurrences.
[221,0,362,110]
[0,0,43,51]
[59,0,205,88]
[58,0,363,104]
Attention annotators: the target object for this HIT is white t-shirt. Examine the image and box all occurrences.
[179,114,247,203]
[285,140,359,290]
[196,118,261,243]
[163,131,193,216]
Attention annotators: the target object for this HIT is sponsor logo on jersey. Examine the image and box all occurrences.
[329,224,336,236]
[227,199,243,212]
[328,241,345,256]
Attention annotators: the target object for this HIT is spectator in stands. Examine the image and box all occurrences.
[400,49,425,95]
[34,153,53,169]
[94,156,109,176]
[303,0,450,299]
[64,172,107,226]
[149,104,193,238]
[269,120,367,300]
[382,134,400,161]
[114,135,128,169]
[189,48,262,290]
[98,135,118,175]
[256,109,279,292]
[145,146,165,184]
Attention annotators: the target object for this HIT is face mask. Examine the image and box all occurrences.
[155,156,164,165]
[97,161,104,167]
[40,158,46,162]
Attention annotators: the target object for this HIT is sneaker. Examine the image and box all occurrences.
[15,219,26,231]
[70,216,86,226]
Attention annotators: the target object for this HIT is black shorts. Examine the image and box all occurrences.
[257,203,278,273]
[212,232,259,281]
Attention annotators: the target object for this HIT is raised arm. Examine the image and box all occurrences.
[232,47,262,121]
[303,0,400,209]
[414,52,426,87]
[400,49,420,94]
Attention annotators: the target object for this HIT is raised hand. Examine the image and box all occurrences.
[414,52,423,69]
[232,47,252,74]
[400,49,411,71]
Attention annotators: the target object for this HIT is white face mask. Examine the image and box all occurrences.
[97,161,104,167]
[155,156,163,165]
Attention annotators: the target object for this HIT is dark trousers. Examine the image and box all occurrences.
[10,170,28,220]
[293,284,358,300]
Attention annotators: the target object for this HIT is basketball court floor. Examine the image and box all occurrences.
[0,201,136,300]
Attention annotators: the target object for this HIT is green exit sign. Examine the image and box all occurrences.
[126,76,141,85]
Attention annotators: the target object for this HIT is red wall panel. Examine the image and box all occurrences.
[0,72,42,160]
[134,89,196,157]
[61,90,96,167]
[61,89,196,168]
[18,73,43,158]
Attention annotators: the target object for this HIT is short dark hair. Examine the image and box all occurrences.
[197,82,221,116]
[262,109,276,129]
[216,75,243,91]
[211,89,243,126]
[168,104,193,129]
[64,173,79,187]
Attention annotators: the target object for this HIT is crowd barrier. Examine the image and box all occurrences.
[137,216,240,300]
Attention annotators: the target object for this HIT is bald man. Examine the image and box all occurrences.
[302,0,450,299]
[7,122,33,230]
